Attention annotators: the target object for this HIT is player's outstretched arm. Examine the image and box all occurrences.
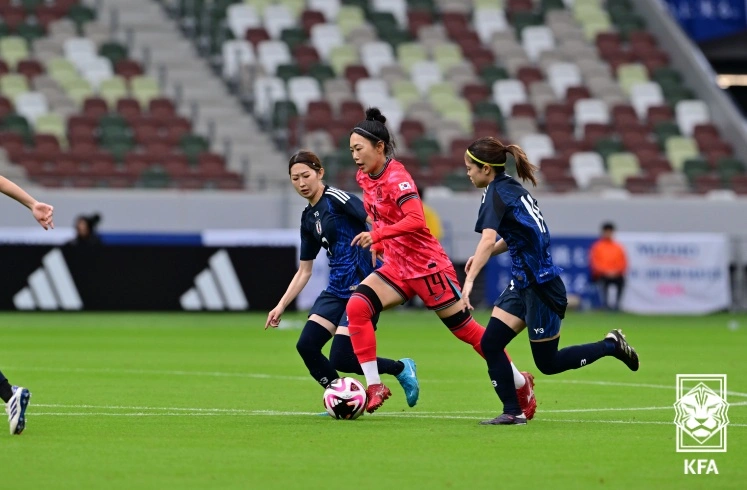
[462,229,498,310]
[0,176,54,230]
[265,260,313,329]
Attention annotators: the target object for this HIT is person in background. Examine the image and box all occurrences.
[70,213,102,247]
[589,222,627,311]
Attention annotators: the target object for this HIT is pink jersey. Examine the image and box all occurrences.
[357,159,453,279]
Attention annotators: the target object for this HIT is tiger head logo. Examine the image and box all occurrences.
[673,383,729,444]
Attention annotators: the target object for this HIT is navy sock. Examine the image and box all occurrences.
[480,317,522,416]
[0,371,12,403]
[530,337,612,375]
[329,335,404,376]
[296,321,338,388]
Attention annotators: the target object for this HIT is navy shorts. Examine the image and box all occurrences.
[308,291,379,329]
[494,276,568,341]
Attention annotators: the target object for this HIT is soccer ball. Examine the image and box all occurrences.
[323,377,368,420]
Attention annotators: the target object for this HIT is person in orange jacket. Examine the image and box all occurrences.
[589,222,627,311]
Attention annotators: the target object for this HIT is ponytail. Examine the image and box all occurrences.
[465,137,538,187]
[505,144,538,187]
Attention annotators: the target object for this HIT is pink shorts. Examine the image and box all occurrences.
[375,263,462,311]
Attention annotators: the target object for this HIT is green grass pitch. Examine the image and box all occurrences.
[0,311,744,489]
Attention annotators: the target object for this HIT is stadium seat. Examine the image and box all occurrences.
[675,99,710,137]
[570,151,606,189]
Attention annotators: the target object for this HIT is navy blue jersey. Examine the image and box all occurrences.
[474,173,561,288]
[300,186,376,298]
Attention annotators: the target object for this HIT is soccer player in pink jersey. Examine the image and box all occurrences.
[345,108,536,415]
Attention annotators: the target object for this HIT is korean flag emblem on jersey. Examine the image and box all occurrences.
[315,220,322,235]
[398,182,412,191]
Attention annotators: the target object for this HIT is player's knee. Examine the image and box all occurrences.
[480,317,512,357]
[295,335,317,359]
[440,308,471,331]
[346,284,383,324]
[328,335,348,367]
[530,344,559,375]
[329,336,359,373]
[296,320,329,358]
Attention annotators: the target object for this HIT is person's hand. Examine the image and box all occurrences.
[462,280,475,311]
[265,305,284,329]
[32,202,54,230]
[465,256,475,274]
[351,231,373,249]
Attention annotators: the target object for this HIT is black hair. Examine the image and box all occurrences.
[76,213,101,230]
[465,136,538,187]
[350,107,396,157]
[602,222,616,232]
[288,150,323,175]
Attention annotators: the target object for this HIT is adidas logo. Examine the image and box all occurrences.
[13,249,83,310]
[180,250,249,310]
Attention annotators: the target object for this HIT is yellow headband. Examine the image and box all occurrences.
[466,149,505,167]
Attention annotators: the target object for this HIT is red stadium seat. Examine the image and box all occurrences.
[82,97,109,118]
[517,66,544,89]
[148,98,176,118]
[293,45,320,72]
[116,98,142,121]
[245,28,270,47]
[625,175,657,194]
[407,11,434,37]
[473,119,502,138]
[730,175,747,194]
[344,65,369,86]
[399,119,425,146]
[115,60,144,79]
[301,10,325,34]
[17,59,44,80]
[694,174,722,194]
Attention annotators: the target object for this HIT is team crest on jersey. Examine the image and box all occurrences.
[315,220,322,235]
[376,186,383,202]
[398,182,411,191]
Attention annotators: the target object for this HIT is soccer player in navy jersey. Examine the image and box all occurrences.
[459,137,640,425]
[1,175,54,434]
[265,151,420,408]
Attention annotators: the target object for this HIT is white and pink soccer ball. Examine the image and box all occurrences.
[323,377,368,420]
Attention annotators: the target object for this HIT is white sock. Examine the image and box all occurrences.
[361,361,381,386]
[511,363,525,389]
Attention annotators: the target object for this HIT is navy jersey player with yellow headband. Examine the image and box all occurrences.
[459,137,640,425]
[265,150,419,408]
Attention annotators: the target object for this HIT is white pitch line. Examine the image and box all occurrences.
[33,401,747,414]
[25,411,747,427]
[9,366,747,398]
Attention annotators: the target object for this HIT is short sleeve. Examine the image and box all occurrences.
[390,170,419,208]
[331,190,369,224]
[299,222,321,261]
[474,188,506,233]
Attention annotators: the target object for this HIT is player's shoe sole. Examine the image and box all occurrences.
[516,371,536,420]
[395,358,420,407]
[365,383,391,413]
[6,386,31,435]
[479,413,527,425]
[605,329,640,371]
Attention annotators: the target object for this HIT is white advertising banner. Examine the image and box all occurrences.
[617,233,731,314]
[203,229,329,310]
